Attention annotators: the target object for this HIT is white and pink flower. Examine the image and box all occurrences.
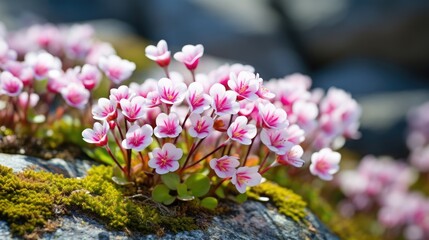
[157,77,187,105]
[109,85,135,104]
[122,124,153,151]
[209,83,239,116]
[227,71,260,100]
[120,96,146,122]
[0,39,17,66]
[227,116,257,145]
[309,148,341,181]
[188,113,214,139]
[145,39,171,67]
[186,82,211,114]
[276,145,305,168]
[260,128,294,155]
[99,55,136,84]
[148,143,183,174]
[82,121,109,147]
[154,112,182,138]
[60,82,90,109]
[79,64,102,90]
[92,98,118,121]
[231,166,262,193]
[24,51,61,80]
[209,155,240,178]
[174,44,204,70]
[64,24,94,60]
[258,102,288,129]
[0,71,23,96]
[18,92,39,109]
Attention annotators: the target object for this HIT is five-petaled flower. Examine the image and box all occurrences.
[60,82,90,109]
[260,128,294,155]
[188,113,214,139]
[309,148,341,181]
[227,116,257,145]
[231,166,262,193]
[148,143,183,174]
[0,71,23,96]
[120,96,146,122]
[174,44,204,70]
[258,102,288,129]
[158,77,187,105]
[154,112,182,138]
[210,83,240,116]
[122,124,153,151]
[145,40,171,67]
[92,98,118,121]
[228,71,260,100]
[82,121,109,147]
[109,85,135,105]
[186,82,211,114]
[210,155,240,178]
[99,55,136,84]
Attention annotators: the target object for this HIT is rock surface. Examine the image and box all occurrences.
[0,153,338,240]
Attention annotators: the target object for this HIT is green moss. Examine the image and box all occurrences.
[248,181,307,222]
[0,165,201,238]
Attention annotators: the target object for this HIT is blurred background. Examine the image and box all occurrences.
[1,0,429,158]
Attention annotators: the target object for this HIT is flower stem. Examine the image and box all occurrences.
[163,66,170,78]
[259,150,271,171]
[105,145,125,173]
[174,110,190,144]
[185,140,229,169]
[191,70,196,82]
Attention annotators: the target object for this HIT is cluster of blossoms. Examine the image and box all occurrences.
[0,23,135,130]
[83,39,361,202]
[338,101,429,240]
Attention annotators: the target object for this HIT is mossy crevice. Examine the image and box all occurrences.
[248,181,307,222]
[0,165,204,238]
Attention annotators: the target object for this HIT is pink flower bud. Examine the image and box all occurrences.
[174,44,204,70]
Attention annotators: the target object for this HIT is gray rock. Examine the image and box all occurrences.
[0,154,338,239]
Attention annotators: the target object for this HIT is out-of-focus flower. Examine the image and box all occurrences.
[0,71,23,96]
[276,145,305,168]
[18,92,39,109]
[145,39,171,67]
[24,51,61,80]
[309,148,341,181]
[210,155,240,178]
[64,24,94,60]
[79,64,102,90]
[99,55,136,84]
[260,128,294,155]
[0,39,17,66]
[60,82,90,109]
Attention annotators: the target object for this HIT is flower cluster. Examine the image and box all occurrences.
[0,23,134,136]
[338,101,429,240]
[83,39,361,206]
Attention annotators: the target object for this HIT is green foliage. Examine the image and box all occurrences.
[200,197,218,210]
[248,181,307,222]
[161,173,180,190]
[185,173,210,197]
[0,165,202,238]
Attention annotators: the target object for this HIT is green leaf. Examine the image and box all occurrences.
[111,176,134,186]
[163,195,176,205]
[152,184,172,203]
[185,173,210,197]
[83,148,115,165]
[177,183,194,201]
[201,197,218,210]
[161,173,180,190]
[215,187,225,199]
[235,193,248,203]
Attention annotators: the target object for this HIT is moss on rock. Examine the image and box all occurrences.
[0,165,201,238]
[248,181,307,222]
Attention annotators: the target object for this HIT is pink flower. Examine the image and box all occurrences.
[92,98,118,121]
[276,145,305,167]
[145,40,171,67]
[286,124,305,144]
[24,51,62,80]
[209,83,240,116]
[227,71,260,100]
[260,128,294,155]
[4,61,34,87]
[209,155,240,178]
[174,44,204,70]
[82,121,109,147]
[289,100,318,132]
[188,113,214,139]
[86,42,116,65]
[145,90,162,108]
[148,143,183,174]
[129,79,157,98]
[79,64,102,90]
[99,55,136,84]
[64,24,94,60]
[231,166,262,193]
[0,71,23,96]
[309,148,341,181]
[47,70,66,93]
[109,85,135,104]
[186,82,211,114]
[120,96,146,122]
[27,24,62,54]
[60,83,90,109]
[154,112,182,138]
[121,124,153,151]
[227,116,257,145]
[18,92,39,109]
[0,39,17,66]
[258,102,288,129]
[157,77,187,105]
